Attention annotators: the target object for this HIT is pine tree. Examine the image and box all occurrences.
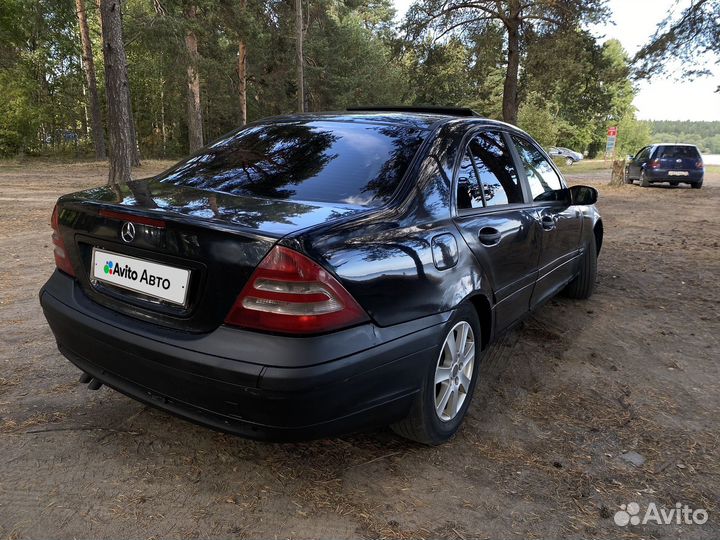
[75,0,106,159]
[99,0,135,184]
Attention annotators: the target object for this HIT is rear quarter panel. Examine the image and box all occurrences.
[289,136,494,328]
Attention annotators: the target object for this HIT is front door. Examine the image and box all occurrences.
[510,135,583,308]
[628,146,651,179]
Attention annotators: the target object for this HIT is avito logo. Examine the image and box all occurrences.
[102,259,172,291]
[103,260,138,280]
[614,502,708,527]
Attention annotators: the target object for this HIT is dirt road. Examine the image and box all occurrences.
[1,161,718,539]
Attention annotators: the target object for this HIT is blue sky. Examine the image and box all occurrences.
[391,0,720,121]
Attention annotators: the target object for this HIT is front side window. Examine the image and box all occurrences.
[456,131,523,211]
[157,120,426,207]
[636,146,651,160]
[511,135,568,203]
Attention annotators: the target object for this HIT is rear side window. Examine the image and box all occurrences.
[456,131,523,211]
[511,135,568,202]
[654,145,701,159]
[157,120,426,207]
[457,151,483,210]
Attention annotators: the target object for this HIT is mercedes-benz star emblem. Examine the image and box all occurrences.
[121,221,136,243]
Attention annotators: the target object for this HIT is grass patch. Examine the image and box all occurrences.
[557,159,719,176]
[557,159,612,174]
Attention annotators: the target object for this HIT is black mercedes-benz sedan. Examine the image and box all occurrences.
[40,107,603,444]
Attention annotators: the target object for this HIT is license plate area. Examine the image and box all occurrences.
[91,248,191,306]
[668,171,689,176]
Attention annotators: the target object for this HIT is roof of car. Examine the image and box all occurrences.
[255,109,518,132]
[653,143,700,147]
[347,105,480,117]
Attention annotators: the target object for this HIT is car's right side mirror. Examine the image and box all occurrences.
[569,185,598,206]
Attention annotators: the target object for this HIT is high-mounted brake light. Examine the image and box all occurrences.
[51,204,75,277]
[224,246,368,335]
[99,209,166,228]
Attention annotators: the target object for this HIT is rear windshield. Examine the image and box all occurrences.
[655,145,701,159]
[157,120,426,207]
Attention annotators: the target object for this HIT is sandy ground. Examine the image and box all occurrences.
[0,160,718,539]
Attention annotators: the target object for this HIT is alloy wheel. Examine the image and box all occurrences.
[434,321,475,422]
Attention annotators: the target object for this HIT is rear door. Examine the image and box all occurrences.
[452,130,541,333]
[509,134,583,308]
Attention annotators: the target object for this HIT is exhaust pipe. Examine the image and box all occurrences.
[87,378,103,391]
[78,372,92,384]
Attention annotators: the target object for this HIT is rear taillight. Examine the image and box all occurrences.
[51,204,75,277]
[225,246,368,335]
[649,159,661,169]
[695,160,704,169]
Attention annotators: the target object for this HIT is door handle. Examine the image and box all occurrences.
[478,227,501,246]
[541,215,556,231]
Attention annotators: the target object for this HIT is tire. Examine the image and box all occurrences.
[670,181,679,187]
[691,181,702,189]
[639,170,650,187]
[565,157,574,166]
[391,303,482,445]
[563,233,597,300]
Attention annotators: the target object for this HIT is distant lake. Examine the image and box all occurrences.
[703,154,720,165]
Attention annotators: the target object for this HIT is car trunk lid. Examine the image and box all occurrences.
[55,178,367,332]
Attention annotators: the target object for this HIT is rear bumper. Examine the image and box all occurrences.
[645,169,703,183]
[40,271,446,441]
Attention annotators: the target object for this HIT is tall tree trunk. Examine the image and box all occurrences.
[76,0,106,159]
[238,41,247,125]
[160,83,167,156]
[95,0,139,164]
[80,81,89,136]
[100,0,133,185]
[502,1,521,125]
[95,0,102,32]
[295,0,304,113]
[185,4,203,152]
[237,0,247,126]
[128,92,141,165]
